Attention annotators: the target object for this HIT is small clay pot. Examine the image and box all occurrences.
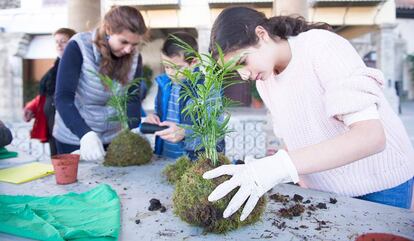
[355,233,413,241]
[251,98,263,109]
[51,154,79,185]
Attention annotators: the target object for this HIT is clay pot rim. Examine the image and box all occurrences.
[355,232,413,241]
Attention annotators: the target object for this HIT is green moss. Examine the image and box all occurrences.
[104,129,153,166]
[163,155,193,184]
[173,154,266,233]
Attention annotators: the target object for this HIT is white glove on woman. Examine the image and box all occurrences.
[203,150,299,221]
[80,131,106,162]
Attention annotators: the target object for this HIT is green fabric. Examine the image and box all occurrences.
[0,147,18,160]
[0,184,120,241]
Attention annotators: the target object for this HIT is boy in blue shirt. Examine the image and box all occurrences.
[144,32,224,160]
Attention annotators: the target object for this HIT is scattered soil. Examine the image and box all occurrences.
[149,198,162,211]
[316,203,327,209]
[269,193,290,204]
[293,194,304,203]
[314,218,330,230]
[160,206,167,213]
[269,192,338,232]
[278,203,305,218]
[272,220,287,230]
[135,219,140,224]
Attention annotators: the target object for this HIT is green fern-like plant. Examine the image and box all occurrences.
[96,73,153,166]
[169,36,241,167]
[98,73,140,130]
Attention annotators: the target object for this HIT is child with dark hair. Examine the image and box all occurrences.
[144,32,224,160]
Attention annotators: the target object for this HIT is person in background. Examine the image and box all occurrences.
[203,6,414,221]
[23,28,76,156]
[53,6,147,162]
[144,32,224,160]
[0,120,12,148]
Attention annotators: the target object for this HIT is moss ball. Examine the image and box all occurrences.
[173,154,266,233]
[104,129,153,166]
[163,155,193,184]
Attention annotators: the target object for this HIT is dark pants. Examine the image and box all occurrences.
[55,139,109,155]
[55,139,80,154]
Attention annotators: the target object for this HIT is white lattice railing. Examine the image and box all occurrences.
[4,109,273,162]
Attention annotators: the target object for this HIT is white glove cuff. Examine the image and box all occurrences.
[277,150,299,183]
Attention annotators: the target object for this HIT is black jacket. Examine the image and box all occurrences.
[0,121,12,148]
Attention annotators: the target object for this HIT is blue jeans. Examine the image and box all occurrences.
[356,178,413,209]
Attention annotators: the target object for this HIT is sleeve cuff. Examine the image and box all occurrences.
[337,104,380,126]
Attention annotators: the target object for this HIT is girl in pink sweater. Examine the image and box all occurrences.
[203,6,414,221]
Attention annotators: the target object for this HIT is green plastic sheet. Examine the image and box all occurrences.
[0,184,120,241]
[0,147,18,159]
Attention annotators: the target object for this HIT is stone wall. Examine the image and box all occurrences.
[0,32,30,122]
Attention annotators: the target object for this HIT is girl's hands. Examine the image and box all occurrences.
[155,121,185,143]
[144,114,161,125]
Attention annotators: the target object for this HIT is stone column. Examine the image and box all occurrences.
[196,26,211,54]
[273,0,308,19]
[376,24,399,113]
[0,33,31,122]
[68,0,101,32]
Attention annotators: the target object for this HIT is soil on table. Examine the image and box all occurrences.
[269,192,337,231]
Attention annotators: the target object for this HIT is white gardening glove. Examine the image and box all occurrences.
[203,149,299,221]
[79,131,106,162]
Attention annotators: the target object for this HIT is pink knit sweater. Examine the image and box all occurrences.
[256,29,414,197]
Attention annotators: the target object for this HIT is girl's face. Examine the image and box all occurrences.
[54,33,70,58]
[225,26,287,81]
[107,30,142,57]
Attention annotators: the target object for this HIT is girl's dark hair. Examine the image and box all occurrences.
[162,32,198,64]
[94,6,147,85]
[54,28,77,38]
[210,6,332,57]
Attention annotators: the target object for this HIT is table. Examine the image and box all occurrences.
[0,157,413,241]
[0,147,38,169]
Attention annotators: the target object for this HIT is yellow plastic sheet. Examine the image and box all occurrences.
[0,162,54,184]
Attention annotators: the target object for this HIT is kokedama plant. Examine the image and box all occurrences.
[166,37,266,233]
[98,74,153,166]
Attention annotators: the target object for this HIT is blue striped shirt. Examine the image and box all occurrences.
[162,82,185,158]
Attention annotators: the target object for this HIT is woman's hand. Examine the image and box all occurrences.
[155,121,185,143]
[23,108,34,122]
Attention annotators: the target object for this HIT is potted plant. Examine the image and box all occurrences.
[98,74,153,166]
[250,81,263,108]
[165,37,266,233]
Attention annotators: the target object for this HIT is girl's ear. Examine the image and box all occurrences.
[104,24,112,36]
[255,25,271,42]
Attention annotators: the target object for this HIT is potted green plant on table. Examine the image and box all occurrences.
[164,37,266,233]
[98,74,153,166]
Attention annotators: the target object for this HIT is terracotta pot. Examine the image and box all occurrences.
[355,233,413,241]
[51,154,79,185]
[251,98,263,108]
